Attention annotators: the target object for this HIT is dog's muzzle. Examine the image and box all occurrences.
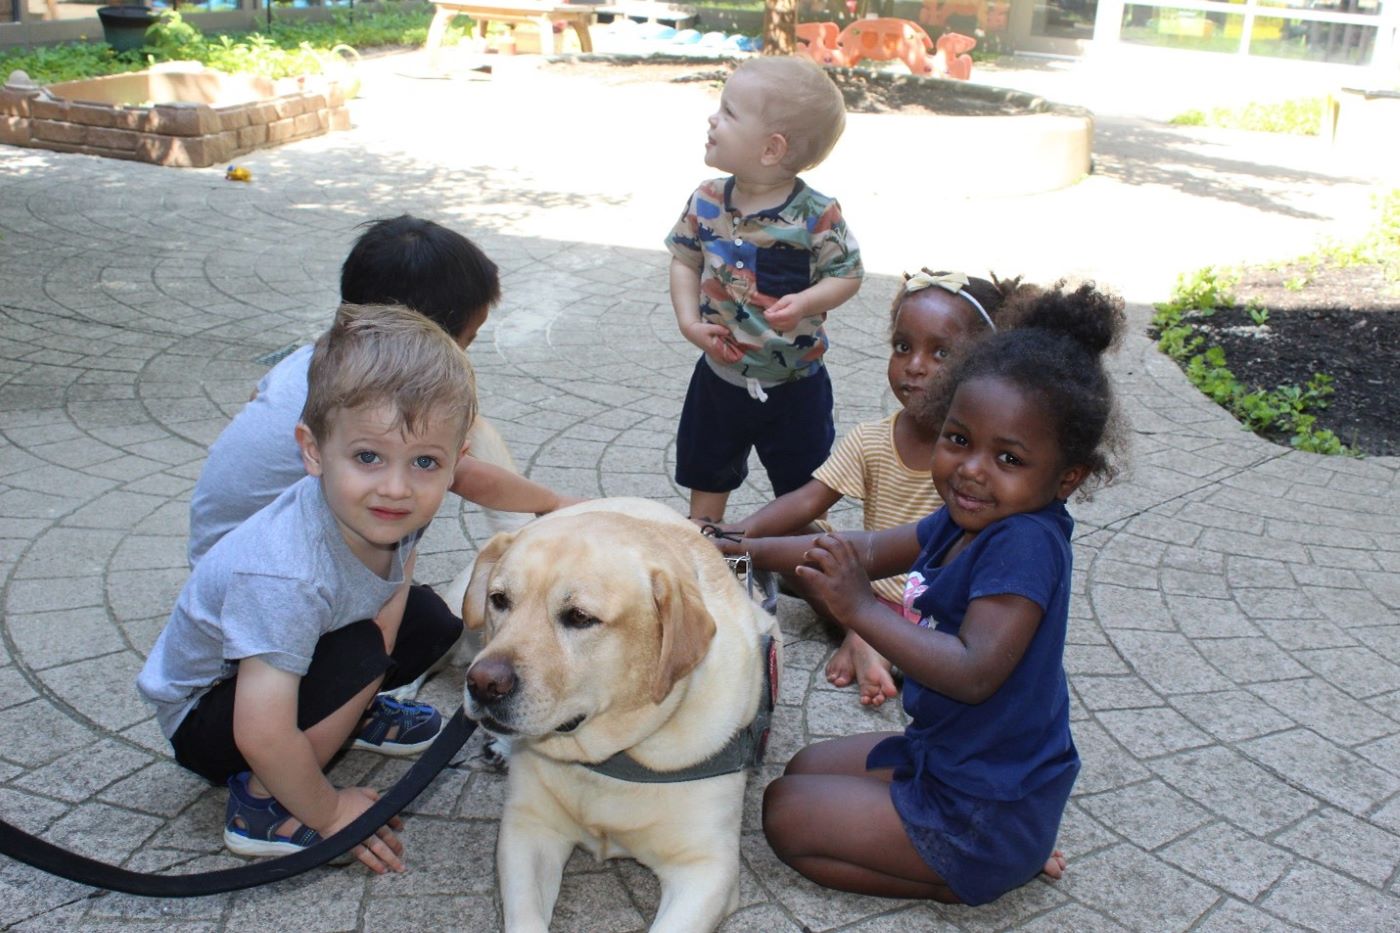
[466,655,516,703]
[466,656,585,736]
[465,655,518,731]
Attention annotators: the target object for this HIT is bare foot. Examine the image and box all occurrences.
[850,634,898,708]
[825,635,857,688]
[1041,850,1067,881]
[827,632,898,706]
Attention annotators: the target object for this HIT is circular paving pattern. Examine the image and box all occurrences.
[0,53,1396,932]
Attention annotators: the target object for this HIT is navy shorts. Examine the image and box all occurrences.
[674,357,835,499]
[170,583,462,785]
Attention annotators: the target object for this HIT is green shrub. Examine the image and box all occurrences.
[1169,97,1325,136]
[0,41,133,84]
[0,8,463,84]
[1151,269,1354,456]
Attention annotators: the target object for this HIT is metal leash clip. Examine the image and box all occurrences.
[726,553,779,615]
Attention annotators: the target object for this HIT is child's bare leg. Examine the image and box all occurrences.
[689,489,730,523]
[784,732,899,777]
[765,734,958,901]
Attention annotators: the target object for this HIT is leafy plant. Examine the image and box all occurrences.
[144,10,204,60]
[1169,97,1325,136]
[1246,301,1270,325]
[0,41,133,84]
[1150,269,1353,456]
[0,8,464,85]
[1159,265,1237,316]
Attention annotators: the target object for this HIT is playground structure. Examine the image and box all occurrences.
[796,17,977,79]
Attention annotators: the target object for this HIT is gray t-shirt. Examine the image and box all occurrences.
[187,345,315,567]
[140,474,420,739]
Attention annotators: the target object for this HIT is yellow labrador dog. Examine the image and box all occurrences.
[461,497,779,933]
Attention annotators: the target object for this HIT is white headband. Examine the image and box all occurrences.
[903,271,996,331]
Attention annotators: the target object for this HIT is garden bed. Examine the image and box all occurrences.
[1196,263,1399,457]
[1153,243,1399,459]
[0,65,349,167]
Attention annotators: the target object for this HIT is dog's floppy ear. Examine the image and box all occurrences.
[461,531,516,630]
[649,565,717,704]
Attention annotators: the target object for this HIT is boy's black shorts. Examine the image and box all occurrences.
[674,357,835,499]
[170,583,462,785]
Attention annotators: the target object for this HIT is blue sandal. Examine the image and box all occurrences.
[351,695,444,757]
[223,771,323,858]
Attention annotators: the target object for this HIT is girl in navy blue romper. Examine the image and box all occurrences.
[738,282,1126,905]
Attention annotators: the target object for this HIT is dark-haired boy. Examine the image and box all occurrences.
[189,214,578,567]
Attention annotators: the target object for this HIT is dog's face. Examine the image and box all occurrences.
[462,511,717,746]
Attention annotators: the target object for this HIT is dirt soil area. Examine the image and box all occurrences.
[1192,263,1399,457]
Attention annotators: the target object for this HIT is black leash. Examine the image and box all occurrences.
[698,522,744,544]
[0,707,476,898]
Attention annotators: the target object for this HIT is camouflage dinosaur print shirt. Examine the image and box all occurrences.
[666,176,863,383]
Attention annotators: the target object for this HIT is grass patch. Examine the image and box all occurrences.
[1265,188,1400,285]
[0,8,466,83]
[1170,97,1325,136]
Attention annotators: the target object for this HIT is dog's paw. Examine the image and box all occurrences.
[479,734,512,771]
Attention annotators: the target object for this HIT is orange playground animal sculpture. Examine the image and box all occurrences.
[795,21,845,66]
[838,17,938,74]
[795,18,977,80]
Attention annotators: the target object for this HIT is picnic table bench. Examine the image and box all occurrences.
[425,0,597,68]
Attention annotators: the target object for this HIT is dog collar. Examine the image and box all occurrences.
[582,635,777,784]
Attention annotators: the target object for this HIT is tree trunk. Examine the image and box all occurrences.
[762,0,798,55]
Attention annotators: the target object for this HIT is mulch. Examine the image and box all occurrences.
[1189,263,1399,457]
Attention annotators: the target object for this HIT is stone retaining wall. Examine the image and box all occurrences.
[0,69,351,168]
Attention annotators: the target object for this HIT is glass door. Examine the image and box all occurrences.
[1033,0,1100,38]
[1011,0,1102,53]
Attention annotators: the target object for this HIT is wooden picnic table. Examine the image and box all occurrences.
[425,0,596,68]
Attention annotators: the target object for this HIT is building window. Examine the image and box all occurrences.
[26,0,101,23]
[1035,0,1100,40]
[1119,0,1387,64]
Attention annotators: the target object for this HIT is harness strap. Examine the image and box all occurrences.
[0,707,476,897]
[584,635,776,784]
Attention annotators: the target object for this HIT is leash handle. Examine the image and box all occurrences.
[0,708,476,898]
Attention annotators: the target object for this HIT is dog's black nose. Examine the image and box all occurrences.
[467,656,517,704]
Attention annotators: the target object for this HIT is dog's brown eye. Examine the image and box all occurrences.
[489,591,510,612]
[560,607,598,629]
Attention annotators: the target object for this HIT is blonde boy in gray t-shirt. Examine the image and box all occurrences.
[138,303,475,873]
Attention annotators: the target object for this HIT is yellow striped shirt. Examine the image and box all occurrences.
[812,413,942,604]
